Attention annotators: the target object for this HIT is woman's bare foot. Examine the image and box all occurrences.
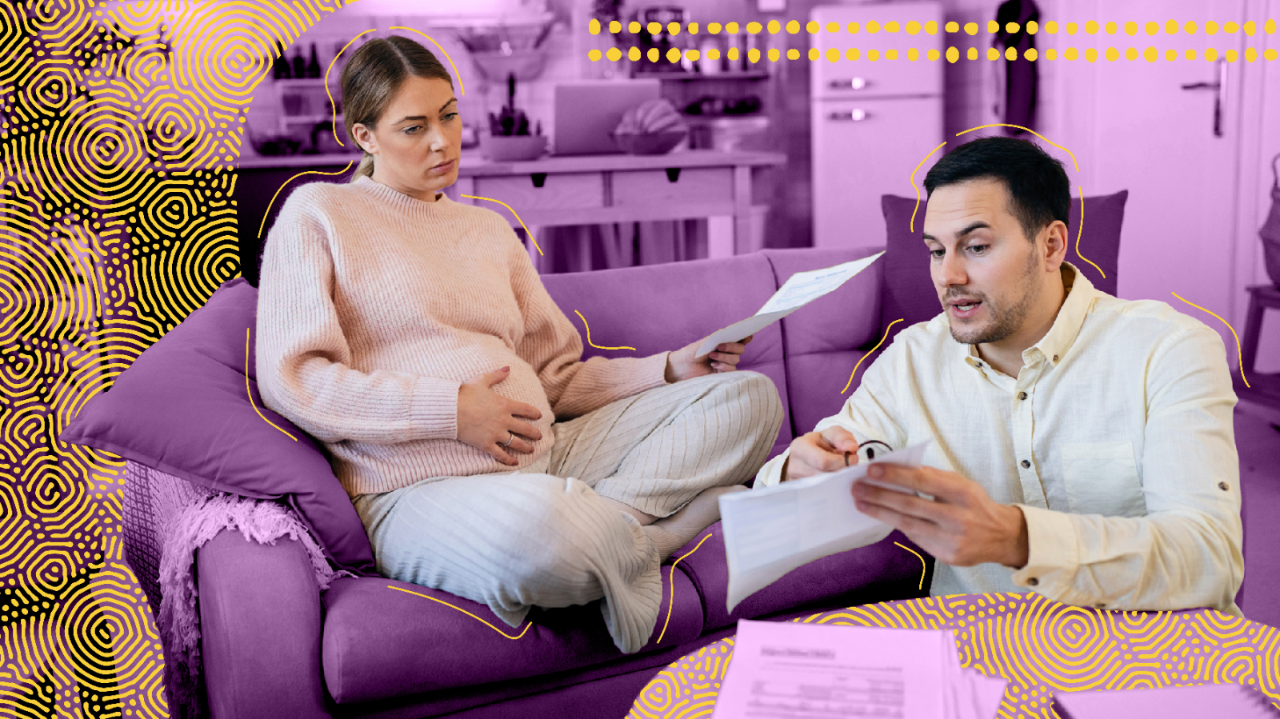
[646,485,748,560]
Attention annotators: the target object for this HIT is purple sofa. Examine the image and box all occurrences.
[133,246,935,718]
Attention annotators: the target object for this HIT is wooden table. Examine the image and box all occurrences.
[1235,284,1280,415]
[233,149,785,281]
[627,593,1280,718]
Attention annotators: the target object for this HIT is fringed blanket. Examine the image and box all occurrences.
[123,463,348,719]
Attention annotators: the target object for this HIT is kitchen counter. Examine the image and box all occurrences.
[234,151,365,170]
[233,148,785,283]
[233,148,784,174]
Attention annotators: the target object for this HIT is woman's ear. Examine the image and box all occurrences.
[351,123,376,155]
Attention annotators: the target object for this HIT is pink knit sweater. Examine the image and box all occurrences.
[255,175,671,497]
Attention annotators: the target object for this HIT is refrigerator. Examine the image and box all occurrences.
[810,2,944,249]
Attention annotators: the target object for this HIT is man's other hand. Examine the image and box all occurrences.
[850,462,1029,569]
[783,426,861,481]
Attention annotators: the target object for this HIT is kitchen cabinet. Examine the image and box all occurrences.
[809,2,944,249]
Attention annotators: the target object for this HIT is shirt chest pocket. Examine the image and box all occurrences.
[1060,441,1147,518]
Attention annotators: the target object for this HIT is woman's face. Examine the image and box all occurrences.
[352,75,461,202]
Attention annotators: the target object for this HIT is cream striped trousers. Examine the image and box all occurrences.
[352,370,784,654]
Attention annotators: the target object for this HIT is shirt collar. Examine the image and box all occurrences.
[949,261,1097,370]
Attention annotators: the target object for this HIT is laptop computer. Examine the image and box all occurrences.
[551,79,663,156]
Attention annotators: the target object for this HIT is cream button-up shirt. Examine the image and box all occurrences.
[755,262,1244,617]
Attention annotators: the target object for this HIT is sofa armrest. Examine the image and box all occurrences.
[197,528,331,718]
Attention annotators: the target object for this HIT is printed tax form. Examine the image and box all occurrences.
[711,620,1008,719]
[695,252,885,358]
[718,441,933,613]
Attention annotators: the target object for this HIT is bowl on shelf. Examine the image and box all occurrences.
[470,49,550,82]
[611,129,689,155]
[480,133,547,162]
[455,15,557,82]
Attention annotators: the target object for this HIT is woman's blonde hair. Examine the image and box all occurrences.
[340,35,454,181]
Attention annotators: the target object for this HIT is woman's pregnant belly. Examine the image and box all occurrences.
[491,354,557,467]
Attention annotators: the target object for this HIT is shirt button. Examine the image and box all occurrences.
[975,362,983,368]
[1095,602,1106,609]
[1218,481,1229,491]
[1021,459,1031,468]
[1028,577,1039,586]
[1018,391,1027,400]
[1053,355,1059,362]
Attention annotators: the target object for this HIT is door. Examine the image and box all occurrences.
[1052,0,1250,355]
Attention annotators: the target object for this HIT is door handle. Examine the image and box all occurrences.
[1180,59,1225,137]
[829,77,869,90]
[828,109,870,122]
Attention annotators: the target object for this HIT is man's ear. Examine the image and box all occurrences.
[1041,220,1070,266]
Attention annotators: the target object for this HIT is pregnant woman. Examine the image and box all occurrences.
[255,36,784,654]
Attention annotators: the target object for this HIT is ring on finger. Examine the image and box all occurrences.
[501,431,514,448]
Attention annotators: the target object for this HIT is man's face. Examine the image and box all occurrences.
[922,178,1042,346]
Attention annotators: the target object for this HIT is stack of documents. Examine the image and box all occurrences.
[1053,683,1279,718]
[712,619,1008,719]
[695,252,884,358]
[719,441,933,613]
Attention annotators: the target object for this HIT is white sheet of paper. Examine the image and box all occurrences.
[718,439,932,614]
[712,620,947,719]
[712,620,1008,719]
[939,627,1009,719]
[695,252,884,358]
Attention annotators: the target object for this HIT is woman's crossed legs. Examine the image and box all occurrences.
[354,370,784,653]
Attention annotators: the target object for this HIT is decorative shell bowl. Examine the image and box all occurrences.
[611,129,688,155]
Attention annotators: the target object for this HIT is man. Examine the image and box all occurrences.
[756,137,1243,615]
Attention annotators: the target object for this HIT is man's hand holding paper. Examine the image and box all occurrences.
[783,425,1029,568]
[852,461,1030,569]
[717,440,933,612]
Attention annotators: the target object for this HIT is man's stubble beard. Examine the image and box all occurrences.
[949,245,1042,346]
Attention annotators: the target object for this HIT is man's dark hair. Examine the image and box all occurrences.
[923,137,1071,242]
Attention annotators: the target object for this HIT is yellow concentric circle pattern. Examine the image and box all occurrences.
[629,594,1280,718]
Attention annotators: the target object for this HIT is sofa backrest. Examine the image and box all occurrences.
[541,247,886,460]
[541,252,792,457]
[763,247,884,442]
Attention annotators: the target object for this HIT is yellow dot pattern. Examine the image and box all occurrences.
[588,16,1277,63]
[628,594,1280,718]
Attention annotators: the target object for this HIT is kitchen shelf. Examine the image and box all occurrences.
[282,114,341,124]
[274,77,334,86]
[681,113,767,124]
[659,71,770,82]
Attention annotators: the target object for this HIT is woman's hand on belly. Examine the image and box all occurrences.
[457,366,544,466]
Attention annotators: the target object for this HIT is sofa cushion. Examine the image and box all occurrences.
[59,278,376,574]
[761,247,883,438]
[785,350,877,437]
[541,252,793,456]
[321,564,703,704]
[673,523,930,631]
[879,191,1128,345]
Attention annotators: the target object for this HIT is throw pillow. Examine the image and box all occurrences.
[60,278,376,575]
